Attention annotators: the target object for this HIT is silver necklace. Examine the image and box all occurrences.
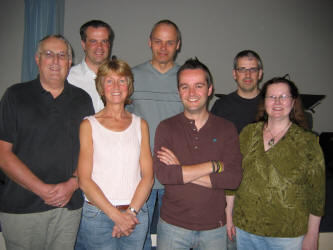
[266,122,291,147]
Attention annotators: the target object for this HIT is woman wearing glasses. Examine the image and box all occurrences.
[226,77,325,250]
[75,59,154,250]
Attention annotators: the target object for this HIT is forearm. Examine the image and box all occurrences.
[306,214,321,236]
[129,176,154,212]
[79,177,121,220]
[0,145,46,196]
[191,175,212,188]
[182,161,213,183]
[225,195,235,217]
[302,214,321,250]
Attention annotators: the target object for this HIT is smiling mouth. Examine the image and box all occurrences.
[49,65,60,71]
[95,50,105,56]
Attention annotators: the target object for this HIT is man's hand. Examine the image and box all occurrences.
[43,178,77,207]
[157,147,180,165]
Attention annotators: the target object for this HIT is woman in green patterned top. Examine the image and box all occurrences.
[225,77,325,250]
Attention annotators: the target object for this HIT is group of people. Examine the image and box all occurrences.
[0,18,325,250]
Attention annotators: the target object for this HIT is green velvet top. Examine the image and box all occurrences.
[229,122,325,237]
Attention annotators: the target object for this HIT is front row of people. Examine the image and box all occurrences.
[0,34,325,250]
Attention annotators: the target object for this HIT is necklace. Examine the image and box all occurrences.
[266,122,291,147]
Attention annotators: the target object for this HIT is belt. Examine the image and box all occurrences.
[87,201,129,211]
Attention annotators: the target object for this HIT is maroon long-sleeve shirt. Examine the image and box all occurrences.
[154,112,243,230]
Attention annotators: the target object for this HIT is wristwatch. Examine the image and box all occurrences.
[128,206,138,215]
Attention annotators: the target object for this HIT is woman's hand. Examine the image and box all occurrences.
[157,146,180,165]
[302,232,318,250]
[226,213,236,241]
[111,210,139,237]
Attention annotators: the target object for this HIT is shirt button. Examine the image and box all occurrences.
[194,146,198,149]
[195,137,199,140]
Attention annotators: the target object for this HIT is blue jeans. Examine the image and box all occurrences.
[157,218,227,250]
[75,202,148,250]
[143,188,164,250]
[236,227,304,250]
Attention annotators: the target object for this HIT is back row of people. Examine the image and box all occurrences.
[0,19,325,250]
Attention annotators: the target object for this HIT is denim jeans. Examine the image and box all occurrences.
[236,227,304,250]
[75,201,148,250]
[143,188,164,250]
[157,218,227,250]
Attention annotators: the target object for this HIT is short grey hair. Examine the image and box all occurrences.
[36,34,73,59]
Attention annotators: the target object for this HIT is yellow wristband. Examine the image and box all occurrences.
[217,161,224,173]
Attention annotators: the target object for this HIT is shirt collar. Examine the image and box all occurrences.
[179,112,212,131]
[34,76,70,97]
[81,59,96,77]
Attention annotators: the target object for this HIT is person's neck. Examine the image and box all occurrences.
[150,60,174,74]
[85,58,100,74]
[237,88,260,99]
[100,103,127,120]
[184,109,209,131]
[266,117,291,133]
[40,79,64,99]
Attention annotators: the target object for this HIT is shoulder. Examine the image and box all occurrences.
[240,122,262,136]
[139,117,149,131]
[67,82,91,100]
[209,113,236,131]
[212,92,235,106]
[68,61,84,74]
[80,117,93,129]
[290,124,318,145]
[4,79,39,98]
[132,61,150,72]
[157,113,182,130]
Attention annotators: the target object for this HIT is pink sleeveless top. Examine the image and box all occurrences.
[85,114,142,205]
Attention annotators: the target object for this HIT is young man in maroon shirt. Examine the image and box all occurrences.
[153,58,243,250]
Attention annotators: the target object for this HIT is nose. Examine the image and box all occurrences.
[96,41,104,48]
[52,54,60,64]
[274,97,282,103]
[160,42,167,50]
[189,86,196,96]
[245,69,251,77]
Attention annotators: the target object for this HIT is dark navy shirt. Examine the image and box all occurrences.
[211,91,260,133]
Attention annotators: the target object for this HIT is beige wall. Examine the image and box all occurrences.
[0,1,24,96]
[0,0,332,133]
[64,0,333,133]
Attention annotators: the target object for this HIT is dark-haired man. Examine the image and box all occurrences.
[68,20,114,112]
[211,50,263,133]
[128,19,183,249]
[0,35,94,250]
[154,58,242,250]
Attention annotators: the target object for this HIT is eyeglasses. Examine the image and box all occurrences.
[236,67,260,74]
[265,94,293,103]
[40,50,69,60]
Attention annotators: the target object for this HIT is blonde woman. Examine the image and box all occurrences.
[75,59,154,250]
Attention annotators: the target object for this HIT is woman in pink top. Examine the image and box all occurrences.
[75,59,154,250]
